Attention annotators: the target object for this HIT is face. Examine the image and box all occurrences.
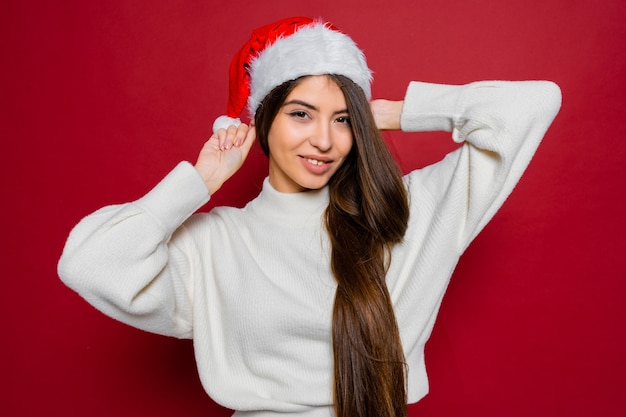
[267,75,354,193]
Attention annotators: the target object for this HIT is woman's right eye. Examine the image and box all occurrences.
[288,111,308,119]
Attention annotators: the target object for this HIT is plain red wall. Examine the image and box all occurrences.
[3,0,625,416]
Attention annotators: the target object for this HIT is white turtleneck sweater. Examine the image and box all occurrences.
[58,81,561,416]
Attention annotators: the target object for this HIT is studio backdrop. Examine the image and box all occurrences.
[3,0,625,416]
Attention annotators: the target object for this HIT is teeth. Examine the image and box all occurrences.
[305,158,325,166]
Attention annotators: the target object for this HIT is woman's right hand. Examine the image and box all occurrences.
[194,122,256,195]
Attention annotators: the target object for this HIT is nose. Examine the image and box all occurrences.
[309,121,332,152]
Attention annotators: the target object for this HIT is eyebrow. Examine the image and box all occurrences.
[283,99,348,116]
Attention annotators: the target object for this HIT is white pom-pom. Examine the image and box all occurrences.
[212,116,242,133]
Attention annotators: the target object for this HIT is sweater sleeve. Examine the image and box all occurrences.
[400,80,562,251]
[57,161,210,338]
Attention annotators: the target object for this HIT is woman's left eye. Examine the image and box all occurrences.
[336,116,351,125]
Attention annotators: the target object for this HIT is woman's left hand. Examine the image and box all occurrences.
[370,99,403,130]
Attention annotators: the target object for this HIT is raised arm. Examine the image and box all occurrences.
[58,123,255,337]
[374,81,561,250]
[195,122,256,194]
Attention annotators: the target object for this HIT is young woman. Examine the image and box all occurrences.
[58,16,561,417]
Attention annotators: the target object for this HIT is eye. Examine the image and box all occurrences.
[288,111,309,119]
[335,116,351,125]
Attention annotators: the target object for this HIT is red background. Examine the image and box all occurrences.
[3,1,625,416]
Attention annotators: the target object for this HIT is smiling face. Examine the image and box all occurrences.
[266,75,354,193]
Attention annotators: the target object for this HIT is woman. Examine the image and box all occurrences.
[58,16,561,417]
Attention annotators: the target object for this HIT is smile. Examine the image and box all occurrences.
[299,155,334,175]
[304,157,327,166]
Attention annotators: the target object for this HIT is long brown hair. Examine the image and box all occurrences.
[255,74,409,417]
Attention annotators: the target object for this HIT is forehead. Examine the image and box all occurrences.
[285,75,346,107]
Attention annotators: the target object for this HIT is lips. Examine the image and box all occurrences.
[300,155,333,174]
[301,154,332,164]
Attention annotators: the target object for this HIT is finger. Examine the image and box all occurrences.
[232,123,249,147]
[216,126,235,150]
[238,124,256,156]
[213,128,227,150]
[222,125,238,150]
[246,123,256,143]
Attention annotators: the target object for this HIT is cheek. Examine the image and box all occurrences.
[338,133,354,158]
[265,128,281,157]
[267,122,299,154]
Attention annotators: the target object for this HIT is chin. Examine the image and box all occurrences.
[299,177,332,191]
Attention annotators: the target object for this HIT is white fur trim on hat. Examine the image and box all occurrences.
[212,116,241,133]
[247,22,372,116]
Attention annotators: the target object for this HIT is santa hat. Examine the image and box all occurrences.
[213,17,373,132]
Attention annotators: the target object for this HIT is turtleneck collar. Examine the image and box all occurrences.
[246,177,330,227]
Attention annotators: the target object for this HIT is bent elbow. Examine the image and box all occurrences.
[535,81,562,120]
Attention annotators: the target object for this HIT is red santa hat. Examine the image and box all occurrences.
[213,16,373,132]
